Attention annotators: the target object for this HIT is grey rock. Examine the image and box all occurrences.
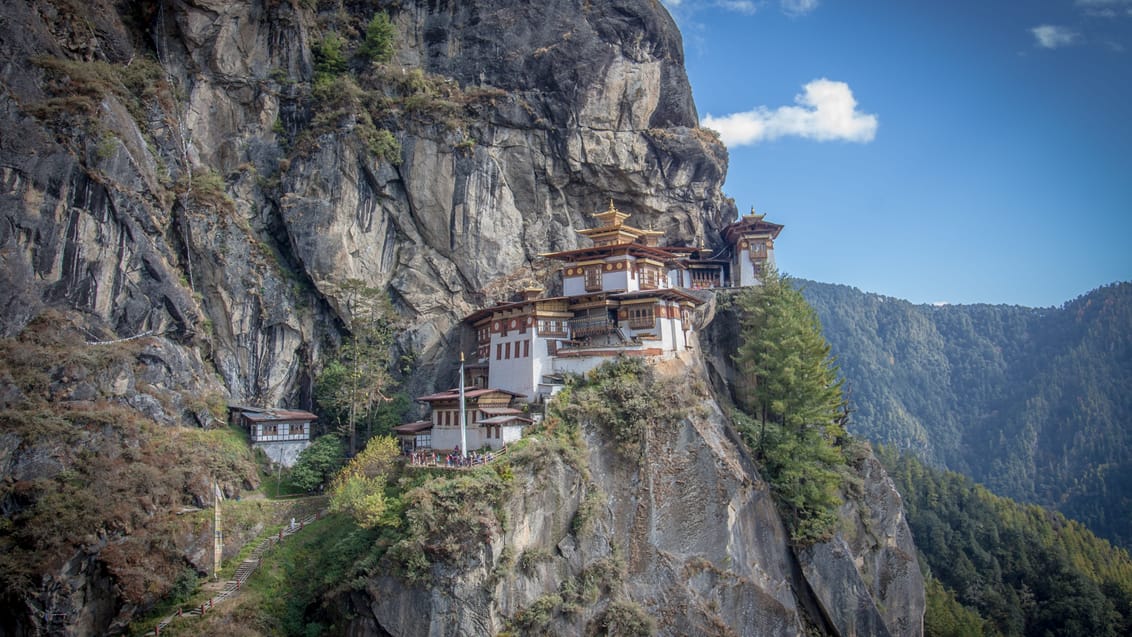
[351,348,924,636]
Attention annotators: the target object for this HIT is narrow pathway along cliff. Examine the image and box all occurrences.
[145,509,325,636]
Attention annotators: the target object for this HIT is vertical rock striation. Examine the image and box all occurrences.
[1,0,734,405]
[349,348,924,636]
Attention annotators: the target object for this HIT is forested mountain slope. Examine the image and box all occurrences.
[878,447,1132,637]
[800,280,1132,547]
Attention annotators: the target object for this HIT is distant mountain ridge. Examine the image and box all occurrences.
[799,279,1132,547]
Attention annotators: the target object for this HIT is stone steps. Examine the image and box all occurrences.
[145,511,322,635]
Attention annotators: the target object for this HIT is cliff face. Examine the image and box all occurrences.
[0,1,923,635]
[0,0,733,406]
[349,348,924,637]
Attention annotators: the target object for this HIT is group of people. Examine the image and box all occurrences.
[406,447,496,468]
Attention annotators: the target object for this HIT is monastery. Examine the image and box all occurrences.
[395,204,782,454]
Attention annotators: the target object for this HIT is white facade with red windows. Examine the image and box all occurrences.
[397,203,784,450]
[464,202,709,401]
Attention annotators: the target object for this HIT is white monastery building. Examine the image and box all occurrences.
[395,202,784,453]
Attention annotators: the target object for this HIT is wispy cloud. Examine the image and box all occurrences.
[662,0,819,17]
[717,1,759,14]
[1031,25,1080,48]
[701,79,878,146]
[780,0,820,16]
[1075,0,1132,18]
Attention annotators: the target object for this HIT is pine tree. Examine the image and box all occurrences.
[733,269,849,543]
[735,269,845,445]
[316,279,398,457]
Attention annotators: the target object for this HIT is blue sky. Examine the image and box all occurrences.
[664,0,1132,307]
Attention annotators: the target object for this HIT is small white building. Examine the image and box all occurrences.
[467,292,573,401]
[229,405,314,467]
[410,387,529,452]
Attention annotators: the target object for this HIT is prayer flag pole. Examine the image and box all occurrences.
[459,352,467,458]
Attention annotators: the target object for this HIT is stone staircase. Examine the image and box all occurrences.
[146,511,322,635]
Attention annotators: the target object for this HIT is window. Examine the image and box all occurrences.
[584,266,602,291]
[540,319,567,337]
[641,267,659,289]
[524,339,530,358]
[496,343,502,360]
[547,339,558,355]
[627,305,655,329]
[505,342,511,359]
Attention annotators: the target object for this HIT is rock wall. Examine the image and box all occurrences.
[348,348,924,636]
[0,0,734,408]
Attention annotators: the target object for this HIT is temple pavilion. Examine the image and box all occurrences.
[462,202,784,401]
[396,202,784,452]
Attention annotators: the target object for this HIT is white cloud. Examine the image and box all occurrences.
[1031,25,1080,48]
[701,79,878,147]
[663,0,820,17]
[1075,0,1132,18]
[781,0,820,16]
[717,1,759,14]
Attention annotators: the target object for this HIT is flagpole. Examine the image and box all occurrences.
[459,352,467,458]
[213,481,223,580]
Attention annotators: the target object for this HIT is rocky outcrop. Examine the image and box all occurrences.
[797,451,925,637]
[349,350,924,636]
[1,0,734,408]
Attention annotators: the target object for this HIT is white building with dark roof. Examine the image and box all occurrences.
[229,405,315,467]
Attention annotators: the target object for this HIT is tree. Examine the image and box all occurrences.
[289,435,345,492]
[359,12,396,64]
[733,269,848,543]
[329,436,400,528]
[312,32,348,82]
[735,269,845,440]
[316,279,399,457]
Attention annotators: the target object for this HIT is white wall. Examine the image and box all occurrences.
[254,440,310,468]
[735,248,756,287]
[501,425,523,445]
[563,275,586,296]
[488,331,535,399]
[603,268,633,292]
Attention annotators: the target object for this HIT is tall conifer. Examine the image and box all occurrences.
[733,269,848,542]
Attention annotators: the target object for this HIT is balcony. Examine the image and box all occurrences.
[569,317,618,338]
[627,316,655,330]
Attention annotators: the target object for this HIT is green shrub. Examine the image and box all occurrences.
[290,435,345,492]
[592,600,655,636]
[510,593,564,633]
[312,32,348,81]
[517,547,553,575]
[360,12,396,63]
[552,358,683,458]
[361,126,401,165]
